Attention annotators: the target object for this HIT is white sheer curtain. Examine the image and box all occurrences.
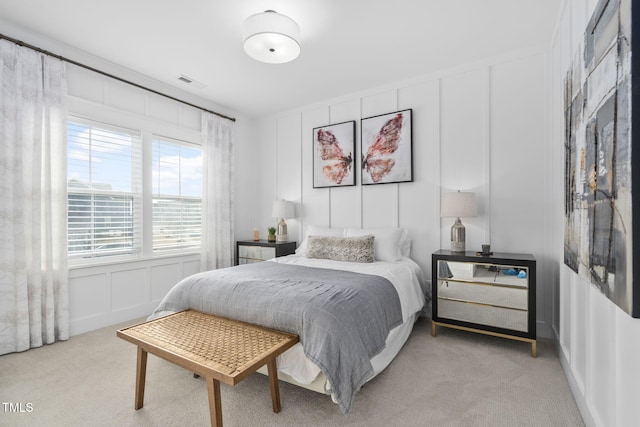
[201,112,235,270]
[0,40,69,355]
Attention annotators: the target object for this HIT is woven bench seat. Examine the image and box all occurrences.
[117,309,299,427]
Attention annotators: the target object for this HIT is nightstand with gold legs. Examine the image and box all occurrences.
[431,250,537,357]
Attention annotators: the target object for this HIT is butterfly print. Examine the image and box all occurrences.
[362,113,404,183]
[317,128,353,184]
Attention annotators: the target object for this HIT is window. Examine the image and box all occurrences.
[67,120,142,259]
[67,118,203,263]
[152,137,202,253]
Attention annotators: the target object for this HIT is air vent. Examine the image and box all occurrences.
[177,74,207,89]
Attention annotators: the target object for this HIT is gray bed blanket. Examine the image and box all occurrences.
[152,261,403,414]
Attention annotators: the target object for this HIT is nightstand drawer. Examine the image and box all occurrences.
[437,299,528,332]
[437,280,527,311]
[238,245,276,261]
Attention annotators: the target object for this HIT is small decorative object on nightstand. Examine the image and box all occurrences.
[236,240,296,265]
[267,227,276,242]
[431,250,537,357]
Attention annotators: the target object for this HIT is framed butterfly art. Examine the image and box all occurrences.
[313,121,356,188]
[361,109,413,185]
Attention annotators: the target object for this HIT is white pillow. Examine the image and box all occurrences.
[399,228,411,257]
[296,225,346,255]
[345,227,404,262]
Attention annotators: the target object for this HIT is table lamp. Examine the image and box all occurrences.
[441,191,477,252]
[272,200,294,242]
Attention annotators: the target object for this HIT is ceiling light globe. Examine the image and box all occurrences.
[242,10,301,64]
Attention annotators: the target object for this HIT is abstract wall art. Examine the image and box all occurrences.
[361,109,412,185]
[564,0,640,317]
[313,121,356,188]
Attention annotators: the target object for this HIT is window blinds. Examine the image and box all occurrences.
[152,137,202,253]
[67,120,142,259]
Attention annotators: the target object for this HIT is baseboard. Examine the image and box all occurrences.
[554,337,597,427]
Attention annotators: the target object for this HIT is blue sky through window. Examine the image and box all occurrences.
[67,123,202,197]
[67,122,134,192]
[152,138,202,198]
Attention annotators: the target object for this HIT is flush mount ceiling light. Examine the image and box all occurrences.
[242,10,300,64]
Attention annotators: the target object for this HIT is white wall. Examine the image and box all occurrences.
[552,1,640,426]
[252,47,555,339]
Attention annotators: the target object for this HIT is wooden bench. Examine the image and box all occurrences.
[117,309,299,427]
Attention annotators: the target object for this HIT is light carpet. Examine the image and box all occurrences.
[0,317,583,426]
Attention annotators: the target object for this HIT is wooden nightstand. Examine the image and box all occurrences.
[431,250,537,356]
[235,240,297,265]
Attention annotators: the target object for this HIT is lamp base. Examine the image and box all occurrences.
[450,217,466,253]
[276,218,288,242]
[450,240,465,252]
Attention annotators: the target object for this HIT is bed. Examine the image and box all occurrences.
[149,226,427,414]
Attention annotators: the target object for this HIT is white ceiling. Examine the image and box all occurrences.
[0,0,561,119]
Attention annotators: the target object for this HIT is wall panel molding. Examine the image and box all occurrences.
[261,50,552,339]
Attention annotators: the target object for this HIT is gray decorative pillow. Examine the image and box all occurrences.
[305,235,375,263]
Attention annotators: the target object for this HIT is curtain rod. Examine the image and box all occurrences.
[0,33,236,123]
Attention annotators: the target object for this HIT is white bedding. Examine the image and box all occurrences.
[267,254,425,386]
[151,253,426,392]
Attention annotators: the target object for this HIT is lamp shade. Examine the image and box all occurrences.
[242,10,301,64]
[441,191,477,218]
[272,200,294,218]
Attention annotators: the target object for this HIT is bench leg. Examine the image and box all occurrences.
[135,347,148,410]
[206,377,223,427]
[267,358,281,413]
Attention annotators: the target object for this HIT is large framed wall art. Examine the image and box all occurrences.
[564,0,640,317]
[360,109,413,185]
[312,121,356,188]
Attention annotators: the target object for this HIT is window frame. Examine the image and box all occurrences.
[150,134,203,255]
[67,116,203,266]
[67,118,143,264]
